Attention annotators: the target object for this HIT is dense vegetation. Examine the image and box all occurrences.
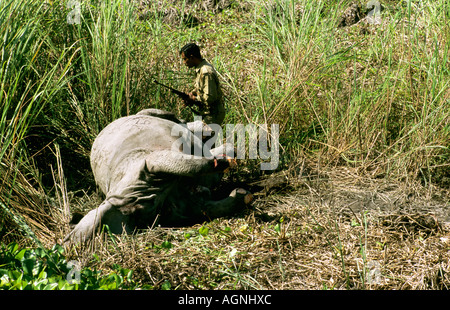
[0,0,448,289]
[0,242,142,289]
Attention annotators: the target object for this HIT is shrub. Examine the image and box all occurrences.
[0,242,141,290]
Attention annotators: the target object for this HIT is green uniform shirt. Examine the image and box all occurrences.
[192,60,225,125]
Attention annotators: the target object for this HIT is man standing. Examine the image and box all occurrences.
[180,43,225,125]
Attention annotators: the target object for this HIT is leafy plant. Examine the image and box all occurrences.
[198,225,210,237]
[0,242,142,290]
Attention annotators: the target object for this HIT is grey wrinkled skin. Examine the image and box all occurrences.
[64,109,252,243]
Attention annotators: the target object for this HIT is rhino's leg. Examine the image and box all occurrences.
[197,143,237,187]
[146,150,231,176]
[159,187,252,226]
[64,200,131,243]
[202,188,253,219]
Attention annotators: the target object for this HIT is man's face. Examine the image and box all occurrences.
[181,52,195,68]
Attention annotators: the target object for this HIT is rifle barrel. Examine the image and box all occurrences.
[153,80,205,110]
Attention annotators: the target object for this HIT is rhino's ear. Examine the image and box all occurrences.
[145,150,213,176]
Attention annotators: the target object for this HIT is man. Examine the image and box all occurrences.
[180,43,225,125]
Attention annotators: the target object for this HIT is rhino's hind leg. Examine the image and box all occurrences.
[64,200,131,243]
[203,188,253,219]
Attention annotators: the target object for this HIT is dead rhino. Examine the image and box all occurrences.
[65,109,252,243]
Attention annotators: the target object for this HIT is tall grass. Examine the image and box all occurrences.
[78,0,135,125]
[247,0,449,182]
[0,0,183,243]
[0,0,79,243]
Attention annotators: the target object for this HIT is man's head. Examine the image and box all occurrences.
[180,43,202,68]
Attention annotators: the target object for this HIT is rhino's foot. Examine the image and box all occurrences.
[63,200,132,244]
[231,188,254,205]
[63,208,101,244]
[204,188,253,219]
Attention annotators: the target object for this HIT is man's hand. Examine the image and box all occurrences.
[184,91,204,109]
[188,91,197,101]
[183,97,197,106]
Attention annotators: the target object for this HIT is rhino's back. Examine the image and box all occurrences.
[90,114,181,191]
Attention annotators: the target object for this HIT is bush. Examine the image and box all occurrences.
[0,242,141,290]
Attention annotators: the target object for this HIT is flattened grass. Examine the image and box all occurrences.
[64,167,449,290]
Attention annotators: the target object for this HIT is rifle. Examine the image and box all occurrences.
[153,80,205,112]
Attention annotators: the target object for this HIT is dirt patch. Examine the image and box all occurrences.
[242,167,450,289]
[244,164,449,227]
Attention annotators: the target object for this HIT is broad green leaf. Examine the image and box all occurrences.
[14,249,27,261]
[21,258,37,275]
[199,225,209,237]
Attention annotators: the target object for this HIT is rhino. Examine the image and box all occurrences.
[65,109,252,243]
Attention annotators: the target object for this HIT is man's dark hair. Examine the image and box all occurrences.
[180,43,202,59]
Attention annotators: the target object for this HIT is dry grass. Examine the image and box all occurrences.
[59,161,450,290]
